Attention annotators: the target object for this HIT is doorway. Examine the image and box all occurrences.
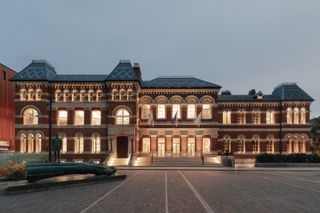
[172,138,180,157]
[187,138,195,157]
[117,136,128,158]
[158,138,165,157]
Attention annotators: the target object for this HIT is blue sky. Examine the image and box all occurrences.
[1,0,319,117]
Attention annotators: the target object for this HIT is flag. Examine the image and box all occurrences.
[147,109,154,127]
[194,111,202,127]
[172,111,178,127]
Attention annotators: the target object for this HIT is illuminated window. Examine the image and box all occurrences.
[142,138,151,153]
[71,90,78,102]
[27,133,34,153]
[80,90,86,102]
[223,110,232,124]
[55,90,62,101]
[141,104,150,120]
[20,89,27,101]
[172,104,181,119]
[58,110,68,125]
[157,104,166,119]
[23,108,38,125]
[19,133,27,153]
[252,137,260,153]
[202,104,211,119]
[63,90,70,102]
[202,138,211,153]
[115,108,130,125]
[74,110,84,125]
[88,90,95,102]
[127,89,133,101]
[158,138,165,157]
[35,89,42,101]
[59,134,67,153]
[92,134,101,153]
[27,89,34,101]
[187,138,195,157]
[74,134,84,153]
[35,133,42,153]
[300,108,306,124]
[223,136,231,152]
[287,108,293,124]
[112,89,119,101]
[252,110,260,124]
[96,90,102,101]
[293,107,299,124]
[238,110,246,124]
[172,138,180,156]
[91,110,101,125]
[187,104,196,119]
[120,89,126,101]
[266,110,275,124]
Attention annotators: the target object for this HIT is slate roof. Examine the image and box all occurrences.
[142,76,221,89]
[106,60,139,81]
[218,95,278,102]
[272,83,314,101]
[52,74,107,82]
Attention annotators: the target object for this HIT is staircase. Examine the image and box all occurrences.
[203,155,223,167]
[107,155,130,167]
[133,156,152,166]
[152,157,203,167]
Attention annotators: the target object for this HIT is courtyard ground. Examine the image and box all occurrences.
[0,170,320,213]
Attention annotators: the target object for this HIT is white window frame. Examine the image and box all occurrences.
[157,104,166,119]
[187,104,196,119]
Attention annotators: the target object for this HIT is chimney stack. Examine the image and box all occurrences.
[133,63,142,80]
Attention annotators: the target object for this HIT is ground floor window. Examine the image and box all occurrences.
[187,138,195,157]
[62,136,67,153]
[158,138,165,157]
[252,139,259,153]
[266,141,274,153]
[223,137,231,153]
[202,138,210,153]
[75,134,84,153]
[237,139,245,153]
[142,138,151,153]
[172,138,180,157]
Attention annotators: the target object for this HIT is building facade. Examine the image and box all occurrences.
[12,60,313,165]
[0,63,16,151]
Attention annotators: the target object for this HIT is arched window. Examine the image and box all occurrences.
[223,136,231,153]
[112,89,119,101]
[252,136,260,153]
[141,104,151,120]
[59,133,67,153]
[35,133,42,153]
[35,89,42,101]
[88,90,95,102]
[92,133,101,153]
[127,89,133,101]
[287,108,293,124]
[27,133,34,153]
[266,136,274,153]
[71,90,78,102]
[252,110,260,124]
[96,90,103,101]
[300,108,306,124]
[63,90,70,102]
[237,110,246,124]
[293,107,299,124]
[19,133,27,153]
[79,90,86,102]
[20,89,27,101]
[237,136,245,153]
[23,108,39,125]
[115,108,130,125]
[55,90,62,102]
[266,110,275,124]
[74,134,84,153]
[120,89,126,101]
[27,89,34,101]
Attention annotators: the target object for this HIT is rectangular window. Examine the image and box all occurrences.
[142,138,151,153]
[91,110,101,125]
[223,111,231,124]
[172,104,181,119]
[238,111,246,124]
[157,104,166,119]
[187,104,196,119]
[202,104,212,119]
[202,138,211,153]
[266,111,275,124]
[74,110,85,125]
[57,110,68,125]
[141,104,150,120]
[252,111,260,124]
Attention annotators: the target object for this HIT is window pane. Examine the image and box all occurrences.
[142,138,151,153]
[116,108,130,125]
[172,104,181,119]
[157,104,166,119]
[58,110,68,125]
[75,110,84,125]
[91,110,101,125]
[187,104,196,119]
[202,104,211,119]
[142,105,150,119]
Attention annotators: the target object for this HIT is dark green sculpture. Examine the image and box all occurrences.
[52,134,62,163]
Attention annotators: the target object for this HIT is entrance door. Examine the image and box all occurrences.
[158,138,165,157]
[202,138,211,154]
[117,136,128,158]
[187,138,195,157]
[172,138,180,157]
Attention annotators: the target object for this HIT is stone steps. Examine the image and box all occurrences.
[152,157,203,167]
[108,157,130,166]
[133,157,152,166]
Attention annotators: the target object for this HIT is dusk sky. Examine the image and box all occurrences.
[1,0,319,117]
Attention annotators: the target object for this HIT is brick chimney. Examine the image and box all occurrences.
[133,63,142,81]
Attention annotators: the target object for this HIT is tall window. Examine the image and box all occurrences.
[23,108,38,125]
[74,110,85,125]
[187,104,196,119]
[238,110,246,124]
[55,90,62,101]
[35,89,42,101]
[35,133,42,153]
[63,90,70,102]
[57,110,68,125]
[115,108,130,125]
[223,136,231,152]
[92,134,101,153]
[20,89,27,101]
[60,134,67,153]
[142,138,151,153]
[91,110,101,125]
[3,71,6,80]
[287,108,293,124]
[252,110,260,124]
[300,108,306,124]
[141,104,151,120]
[20,133,27,153]
[72,90,78,102]
[293,107,299,124]
[252,137,259,153]
[96,90,102,101]
[172,104,181,119]
[157,104,166,119]
[112,89,119,101]
[74,134,84,153]
[120,89,126,101]
[27,133,34,153]
[79,90,86,102]
[237,137,245,153]
[27,89,34,101]
[223,110,232,124]
[127,89,133,101]
[88,90,95,102]
[202,104,212,119]
[266,110,275,124]
[266,136,274,153]
[202,138,211,153]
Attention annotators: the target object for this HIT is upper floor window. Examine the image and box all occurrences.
[237,137,246,153]
[88,90,95,102]
[252,110,260,124]
[187,104,196,119]
[120,89,126,101]
[72,90,78,102]
[115,108,130,125]
[35,89,42,101]
[23,108,38,125]
[55,90,62,102]
[63,90,70,102]
[300,108,306,124]
[112,89,119,101]
[20,89,27,101]
[157,104,166,119]
[3,71,6,80]
[127,89,133,101]
[223,110,231,124]
[74,110,85,125]
[237,110,246,124]
[79,90,86,102]
[172,104,181,119]
[57,110,68,125]
[202,104,212,119]
[293,107,299,124]
[287,108,293,124]
[91,110,101,125]
[266,110,275,124]
[96,90,103,101]
[252,137,260,153]
[27,89,34,101]
[141,104,151,120]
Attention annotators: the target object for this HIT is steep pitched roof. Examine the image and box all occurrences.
[218,95,278,102]
[52,74,107,82]
[12,60,57,81]
[272,83,313,101]
[106,60,139,81]
[142,76,221,89]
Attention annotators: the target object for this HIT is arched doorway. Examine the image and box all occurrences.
[117,136,128,158]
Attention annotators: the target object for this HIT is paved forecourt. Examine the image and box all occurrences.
[0,170,320,213]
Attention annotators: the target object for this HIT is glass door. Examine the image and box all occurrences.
[172,138,180,157]
[158,138,165,157]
